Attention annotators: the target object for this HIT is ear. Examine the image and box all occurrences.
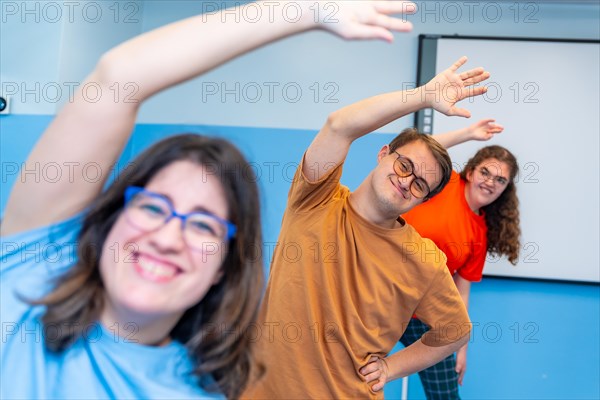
[378,145,391,163]
[466,168,474,182]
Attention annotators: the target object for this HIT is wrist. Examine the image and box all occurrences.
[295,1,322,31]
[402,85,435,114]
[417,85,430,109]
[463,126,475,141]
[249,1,316,32]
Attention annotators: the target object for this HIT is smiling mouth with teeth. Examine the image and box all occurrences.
[134,255,181,283]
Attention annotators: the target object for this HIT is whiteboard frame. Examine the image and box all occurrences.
[415,35,600,283]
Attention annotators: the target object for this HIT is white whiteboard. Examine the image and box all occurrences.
[426,37,599,282]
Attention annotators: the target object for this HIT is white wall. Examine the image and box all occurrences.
[1,0,63,114]
[57,1,143,97]
[433,38,600,282]
[2,1,599,131]
[136,1,600,131]
[1,0,143,114]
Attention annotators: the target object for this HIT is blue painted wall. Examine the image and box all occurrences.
[385,278,600,399]
[2,115,599,399]
[1,115,385,243]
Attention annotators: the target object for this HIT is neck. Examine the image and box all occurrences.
[100,298,182,346]
[464,184,481,215]
[350,181,401,229]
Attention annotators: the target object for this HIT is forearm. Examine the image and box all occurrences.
[432,118,503,148]
[305,56,489,181]
[325,56,490,146]
[97,1,315,102]
[453,274,472,353]
[453,274,472,310]
[304,86,429,180]
[385,334,469,381]
[326,86,430,143]
[431,126,473,149]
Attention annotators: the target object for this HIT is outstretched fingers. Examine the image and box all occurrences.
[489,125,504,134]
[448,56,468,72]
[461,69,490,86]
[426,56,491,118]
[373,1,417,16]
[448,106,472,119]
[447,86,487,118]
[463,86,488,99]
[320,1,417,41]
[371,12,414,32]
[339,23,392,41]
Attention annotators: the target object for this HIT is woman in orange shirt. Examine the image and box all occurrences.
[399,119,521,400]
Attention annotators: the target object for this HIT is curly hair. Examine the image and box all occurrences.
[30,134,264,398]
[460,145,521,265]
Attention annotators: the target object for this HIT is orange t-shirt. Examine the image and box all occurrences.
[402,171,487,282]
[242,161,470,399]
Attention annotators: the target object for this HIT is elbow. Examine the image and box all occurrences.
[89,51,142,105]
[324,110,346,137]
[92,49,129,86]
[458,331,470,348]
[455,322,472,348]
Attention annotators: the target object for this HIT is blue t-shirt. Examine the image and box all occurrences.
[0,215,221,399]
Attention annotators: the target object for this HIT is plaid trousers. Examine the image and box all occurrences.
[399,318,460,400]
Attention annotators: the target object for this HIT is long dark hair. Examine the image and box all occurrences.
[32,134,264,398]
[460,145,521,265]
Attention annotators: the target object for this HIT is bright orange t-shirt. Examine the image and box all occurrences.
[402,171,488,282]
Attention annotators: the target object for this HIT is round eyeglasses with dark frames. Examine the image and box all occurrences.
[123,186,237,251]
[477,166,508,186]
[392,151,431,199]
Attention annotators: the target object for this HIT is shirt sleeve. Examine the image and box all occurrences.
[414,264,472,347]
[457,237,487,282]
[1,213,83,324]
[286,154,344,213]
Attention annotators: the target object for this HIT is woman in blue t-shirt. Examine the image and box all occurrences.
[0,2,417,398]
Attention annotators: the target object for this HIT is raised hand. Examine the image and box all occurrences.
[424,56,490,118]
[316,1,416,42]
[359,355,390,392]
[468,119,504,141]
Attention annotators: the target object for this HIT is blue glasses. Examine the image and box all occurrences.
[123,186,237,249]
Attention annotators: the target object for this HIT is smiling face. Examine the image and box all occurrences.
[464,157,512,212]
[99,160,229,325]
[371,141,443,217]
